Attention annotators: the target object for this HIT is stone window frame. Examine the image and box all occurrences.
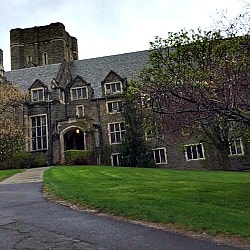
[108,122,125,145]
[184,143,205,161]
[31,87,44,102]
[106,100,122,114]
[229,138,244,156]
[70,86,88,100]
[105,81,123,95]
[30,114,48,151]
[76,105,84,118]
[152,147,167,164]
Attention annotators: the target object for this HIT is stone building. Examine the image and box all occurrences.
[3,23,250,169]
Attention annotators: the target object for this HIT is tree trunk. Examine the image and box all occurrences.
[218,140,232,170]
[219,149,232,170]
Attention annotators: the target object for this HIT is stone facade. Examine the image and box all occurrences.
[0,49,4,83]
[4,23,250,170]
[10,22,78,70]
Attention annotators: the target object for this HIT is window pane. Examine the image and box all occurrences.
[160,149,166,162]
[235,140,242,154]
[120,122,125,131]
[72,89,77,99]
[38,90,43,100]
[230,143,236,155]
[155,151,160,163]
[42,136,47,148]
[192,146,198,159]
[186,146,192,160]
[37,137,42,150]
[111,133,115,143]
[116,132,121,142]
[115,123,120,131]
[108,103,112,112]
[32,139,36,151]
[37,117,41,126]
[111,83,116,92]
[197,144,203,158]
[116,82,121,91]
[82,88,87,98]
[109,124,114,132]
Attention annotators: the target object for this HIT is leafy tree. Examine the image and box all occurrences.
[120,85,156,168]
[0,80,26,165]
[137,11,250,170]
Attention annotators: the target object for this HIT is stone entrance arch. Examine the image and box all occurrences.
[60,126,86,163]
[64,129,85,150]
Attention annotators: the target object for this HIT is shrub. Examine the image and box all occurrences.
[0,151,47,170]
[64,150,93,165]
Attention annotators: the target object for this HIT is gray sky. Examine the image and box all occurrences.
[0,0,245,71]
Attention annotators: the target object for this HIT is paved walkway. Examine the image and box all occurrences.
[1,167,49,184]
[0,168,245,249]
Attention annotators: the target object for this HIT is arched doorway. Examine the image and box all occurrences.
[64,128,85,150]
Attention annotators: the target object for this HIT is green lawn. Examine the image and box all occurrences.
[44,166,250,239]
[0,169,23,181]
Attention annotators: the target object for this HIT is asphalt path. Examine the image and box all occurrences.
[0,174,244,249]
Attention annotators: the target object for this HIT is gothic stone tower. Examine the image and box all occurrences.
[10,22,78,70]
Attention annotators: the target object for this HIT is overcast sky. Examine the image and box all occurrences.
[0,0,246,71]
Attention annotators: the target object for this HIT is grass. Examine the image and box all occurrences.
[0,169,23,181]
[44,166,250,239]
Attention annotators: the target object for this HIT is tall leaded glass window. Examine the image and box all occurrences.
[31,115,48,151]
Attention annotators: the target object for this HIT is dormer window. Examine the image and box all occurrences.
[71,86,88,100]
[31,88,44,102]
[105,81,122,95]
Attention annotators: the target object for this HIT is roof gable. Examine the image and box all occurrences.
[29,79,47,90]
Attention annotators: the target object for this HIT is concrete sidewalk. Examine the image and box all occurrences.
[0,167,49,184]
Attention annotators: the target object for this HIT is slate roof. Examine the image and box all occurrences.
[5,50,150,98]
[5,63,61,91]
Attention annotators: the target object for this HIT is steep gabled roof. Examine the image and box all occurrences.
[5,50,150,98]
[5,63,61,91]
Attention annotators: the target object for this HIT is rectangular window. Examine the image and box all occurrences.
[76,105,84,117]
[152,148,167,164]
[31,88,44,102]
[30,115,48,151]
[185,143,205,161]
[71,87,88,100]
[229,139,244,156]
[108,122,125,144]
[107,100,122,113]
[111,153,121,166]
[42,52,48,65]
[105,82,122,95]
